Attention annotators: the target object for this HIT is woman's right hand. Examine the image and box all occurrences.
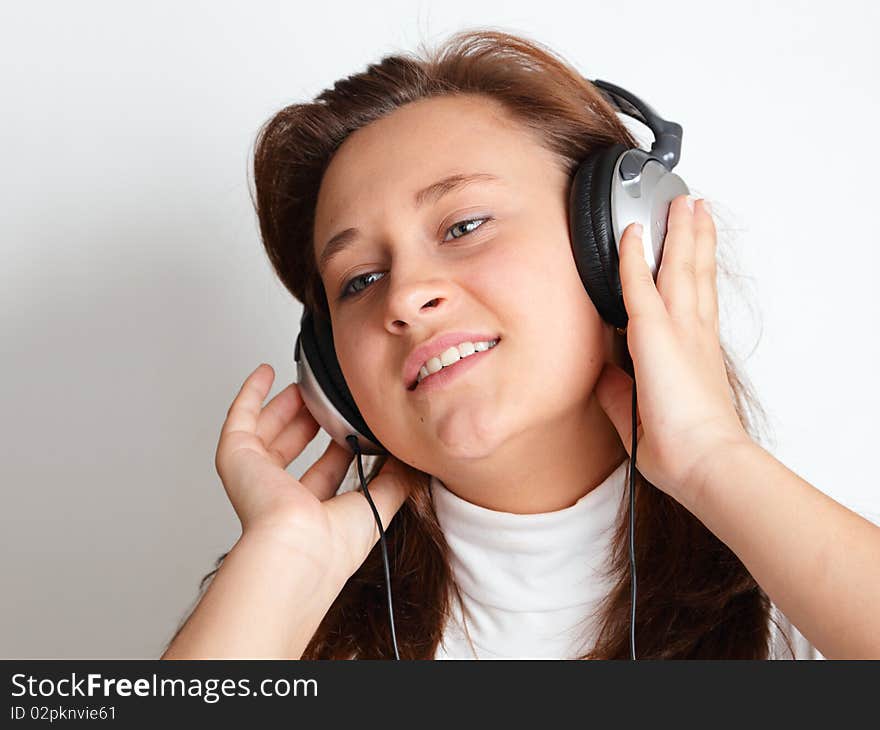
[214,363,414,580]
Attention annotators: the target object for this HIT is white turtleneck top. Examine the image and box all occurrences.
[429,457,827,660]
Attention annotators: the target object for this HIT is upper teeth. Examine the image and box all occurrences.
[416,339,499,384]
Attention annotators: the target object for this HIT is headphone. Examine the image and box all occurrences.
[293,79,689,660]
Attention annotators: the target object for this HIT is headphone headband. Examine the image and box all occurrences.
[590,79,683,174]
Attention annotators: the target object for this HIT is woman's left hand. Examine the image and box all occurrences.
[595,194,753,505]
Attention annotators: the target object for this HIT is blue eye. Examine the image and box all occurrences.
[338,216,493,301]
[341,271,384,299]
[443,217,489,241]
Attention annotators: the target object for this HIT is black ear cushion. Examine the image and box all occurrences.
[568,143,629,329]
[300,308,384,448]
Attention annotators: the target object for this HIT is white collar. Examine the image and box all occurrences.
[430,457,630,658]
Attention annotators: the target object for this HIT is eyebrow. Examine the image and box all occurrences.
[317,172,501,275]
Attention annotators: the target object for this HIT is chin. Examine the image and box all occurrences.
[433,410,505,461]
[438,439,497,461]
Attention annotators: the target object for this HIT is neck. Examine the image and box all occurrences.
[434,393,627,514]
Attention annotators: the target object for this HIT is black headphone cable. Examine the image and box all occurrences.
[629,378,639,660]
[346,434,401,660]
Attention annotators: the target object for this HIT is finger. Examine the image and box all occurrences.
[619,221,666,323]
[326,457,414,557]
[299,437,355,502]
[656,194,698,322]
[694,199,720,337]
[222,364,275,436]
[264,406,321,470]
[256,381,306,445]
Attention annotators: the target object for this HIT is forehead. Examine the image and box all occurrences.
[313,94,552,245]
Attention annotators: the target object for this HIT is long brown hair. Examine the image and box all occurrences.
[195,28,794,659]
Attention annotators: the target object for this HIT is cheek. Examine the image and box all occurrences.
[483,230,607,386]
[477,225,595,331]
[336,336,408,434]
[335,336,380,407]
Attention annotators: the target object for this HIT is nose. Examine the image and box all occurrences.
[383,275,452,333]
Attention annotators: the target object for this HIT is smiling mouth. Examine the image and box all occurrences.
[407,337,501,392]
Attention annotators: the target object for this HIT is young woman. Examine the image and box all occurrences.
[162,29,880,660]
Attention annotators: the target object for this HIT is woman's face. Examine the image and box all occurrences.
[313,94,616,475]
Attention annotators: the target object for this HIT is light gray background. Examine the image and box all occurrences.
[2,0,877,658]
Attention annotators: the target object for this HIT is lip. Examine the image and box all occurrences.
[403,332,501,390]
[408,339,500,394]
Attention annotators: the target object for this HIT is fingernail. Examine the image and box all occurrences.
[631,223,643,239]
[686,195,696,213]
[701,199,712,215]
